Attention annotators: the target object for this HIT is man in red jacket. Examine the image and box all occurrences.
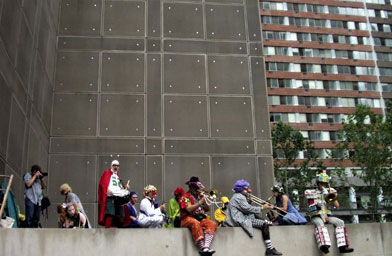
[98,160,129,228]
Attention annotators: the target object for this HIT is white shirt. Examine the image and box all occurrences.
[139,197,162,217]
[108,171,122,193]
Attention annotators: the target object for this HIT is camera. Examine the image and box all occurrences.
[41,172,48,177]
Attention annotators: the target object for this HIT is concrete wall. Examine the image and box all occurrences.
[49,0,273,228]
[1,223,391,256]
[0,0,59,206]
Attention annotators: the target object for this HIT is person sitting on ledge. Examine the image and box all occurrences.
[126,191,141,228]
[225,179,282,256]
[166,187,185,228]
[214,196,229,227]
[138,185,165,228]
[305,170,354,254]
[270,185,307,226]
[180,176,217,256]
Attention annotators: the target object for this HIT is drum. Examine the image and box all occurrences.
[114,195,129,206]
[112,189,130,205]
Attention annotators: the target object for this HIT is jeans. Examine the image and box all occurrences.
[25,197,41,228]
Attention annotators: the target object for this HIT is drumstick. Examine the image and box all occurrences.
[126,180,130,188]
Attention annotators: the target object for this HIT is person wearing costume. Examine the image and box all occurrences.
[225,179,282,256]
[138,185,165,228]
[126,191,141,228]
[98,160,129,228]
[60,183,91,228]
[180,177,217,256]
[214,196,229,226]
[305,170,354,254]
[270,185,307,225]
[166,187,184,228]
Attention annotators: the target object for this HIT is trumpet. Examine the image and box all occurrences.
[245,191,288,217]
[324,185,338,203]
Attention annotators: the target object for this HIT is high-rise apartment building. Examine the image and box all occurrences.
[259,0,391,222]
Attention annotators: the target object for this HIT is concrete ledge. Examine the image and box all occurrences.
[0,223,391,256]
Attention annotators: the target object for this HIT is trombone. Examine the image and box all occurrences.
[198,189,220,207]
[245,191,288,217]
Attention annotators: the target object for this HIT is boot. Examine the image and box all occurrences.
[266,248,283,255]
[199,248,215,256]
[320,245,329,254]
[339,246,354,253]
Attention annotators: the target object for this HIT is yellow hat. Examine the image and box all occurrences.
[220,196,229,204]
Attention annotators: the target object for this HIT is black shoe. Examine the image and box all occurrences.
[266,248,283,255]
[320,245,330,254]
[199,249,213,256]
[339,246,354,253]
[208,249,216,255]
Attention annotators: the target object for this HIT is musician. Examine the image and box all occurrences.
[270,185,307,225]
[138,185,165,228]
[179,176,217,256]
[98,160,129,228]
[214,196,229,226]
[305,170,354,254]
[225,179,282,256]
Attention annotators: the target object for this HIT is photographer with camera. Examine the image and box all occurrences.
[24,165,47,227]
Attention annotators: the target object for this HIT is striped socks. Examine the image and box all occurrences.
[204,233,214,249]
[265,239,274,250]
[197,239,204,251]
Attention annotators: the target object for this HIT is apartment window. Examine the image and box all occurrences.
[347,22,356,30]
[355,67,374,76]
[276,47,289,56]
[340,81,354,91]
[299,114,307,123]
[326,97,339,107]
[292,63,301,72]
[265,47,276,55]
[383,24,391,32]
[268,78,279,88]
[309,131,330,141]
[382,83,392,92]
[350,36,358,45]
[358,23,368,30]
[280,96,296,105]
[324,81,339,90]
[335,50,348,59]
[270,113,282,122]
[331,20,344,29]
[341,98,356,107]
[386,39,392,47]
[269,96,280,105]
[358,82,378,91]
[337,65,352,74]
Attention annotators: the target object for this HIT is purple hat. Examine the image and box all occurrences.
[233,179,250,193]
